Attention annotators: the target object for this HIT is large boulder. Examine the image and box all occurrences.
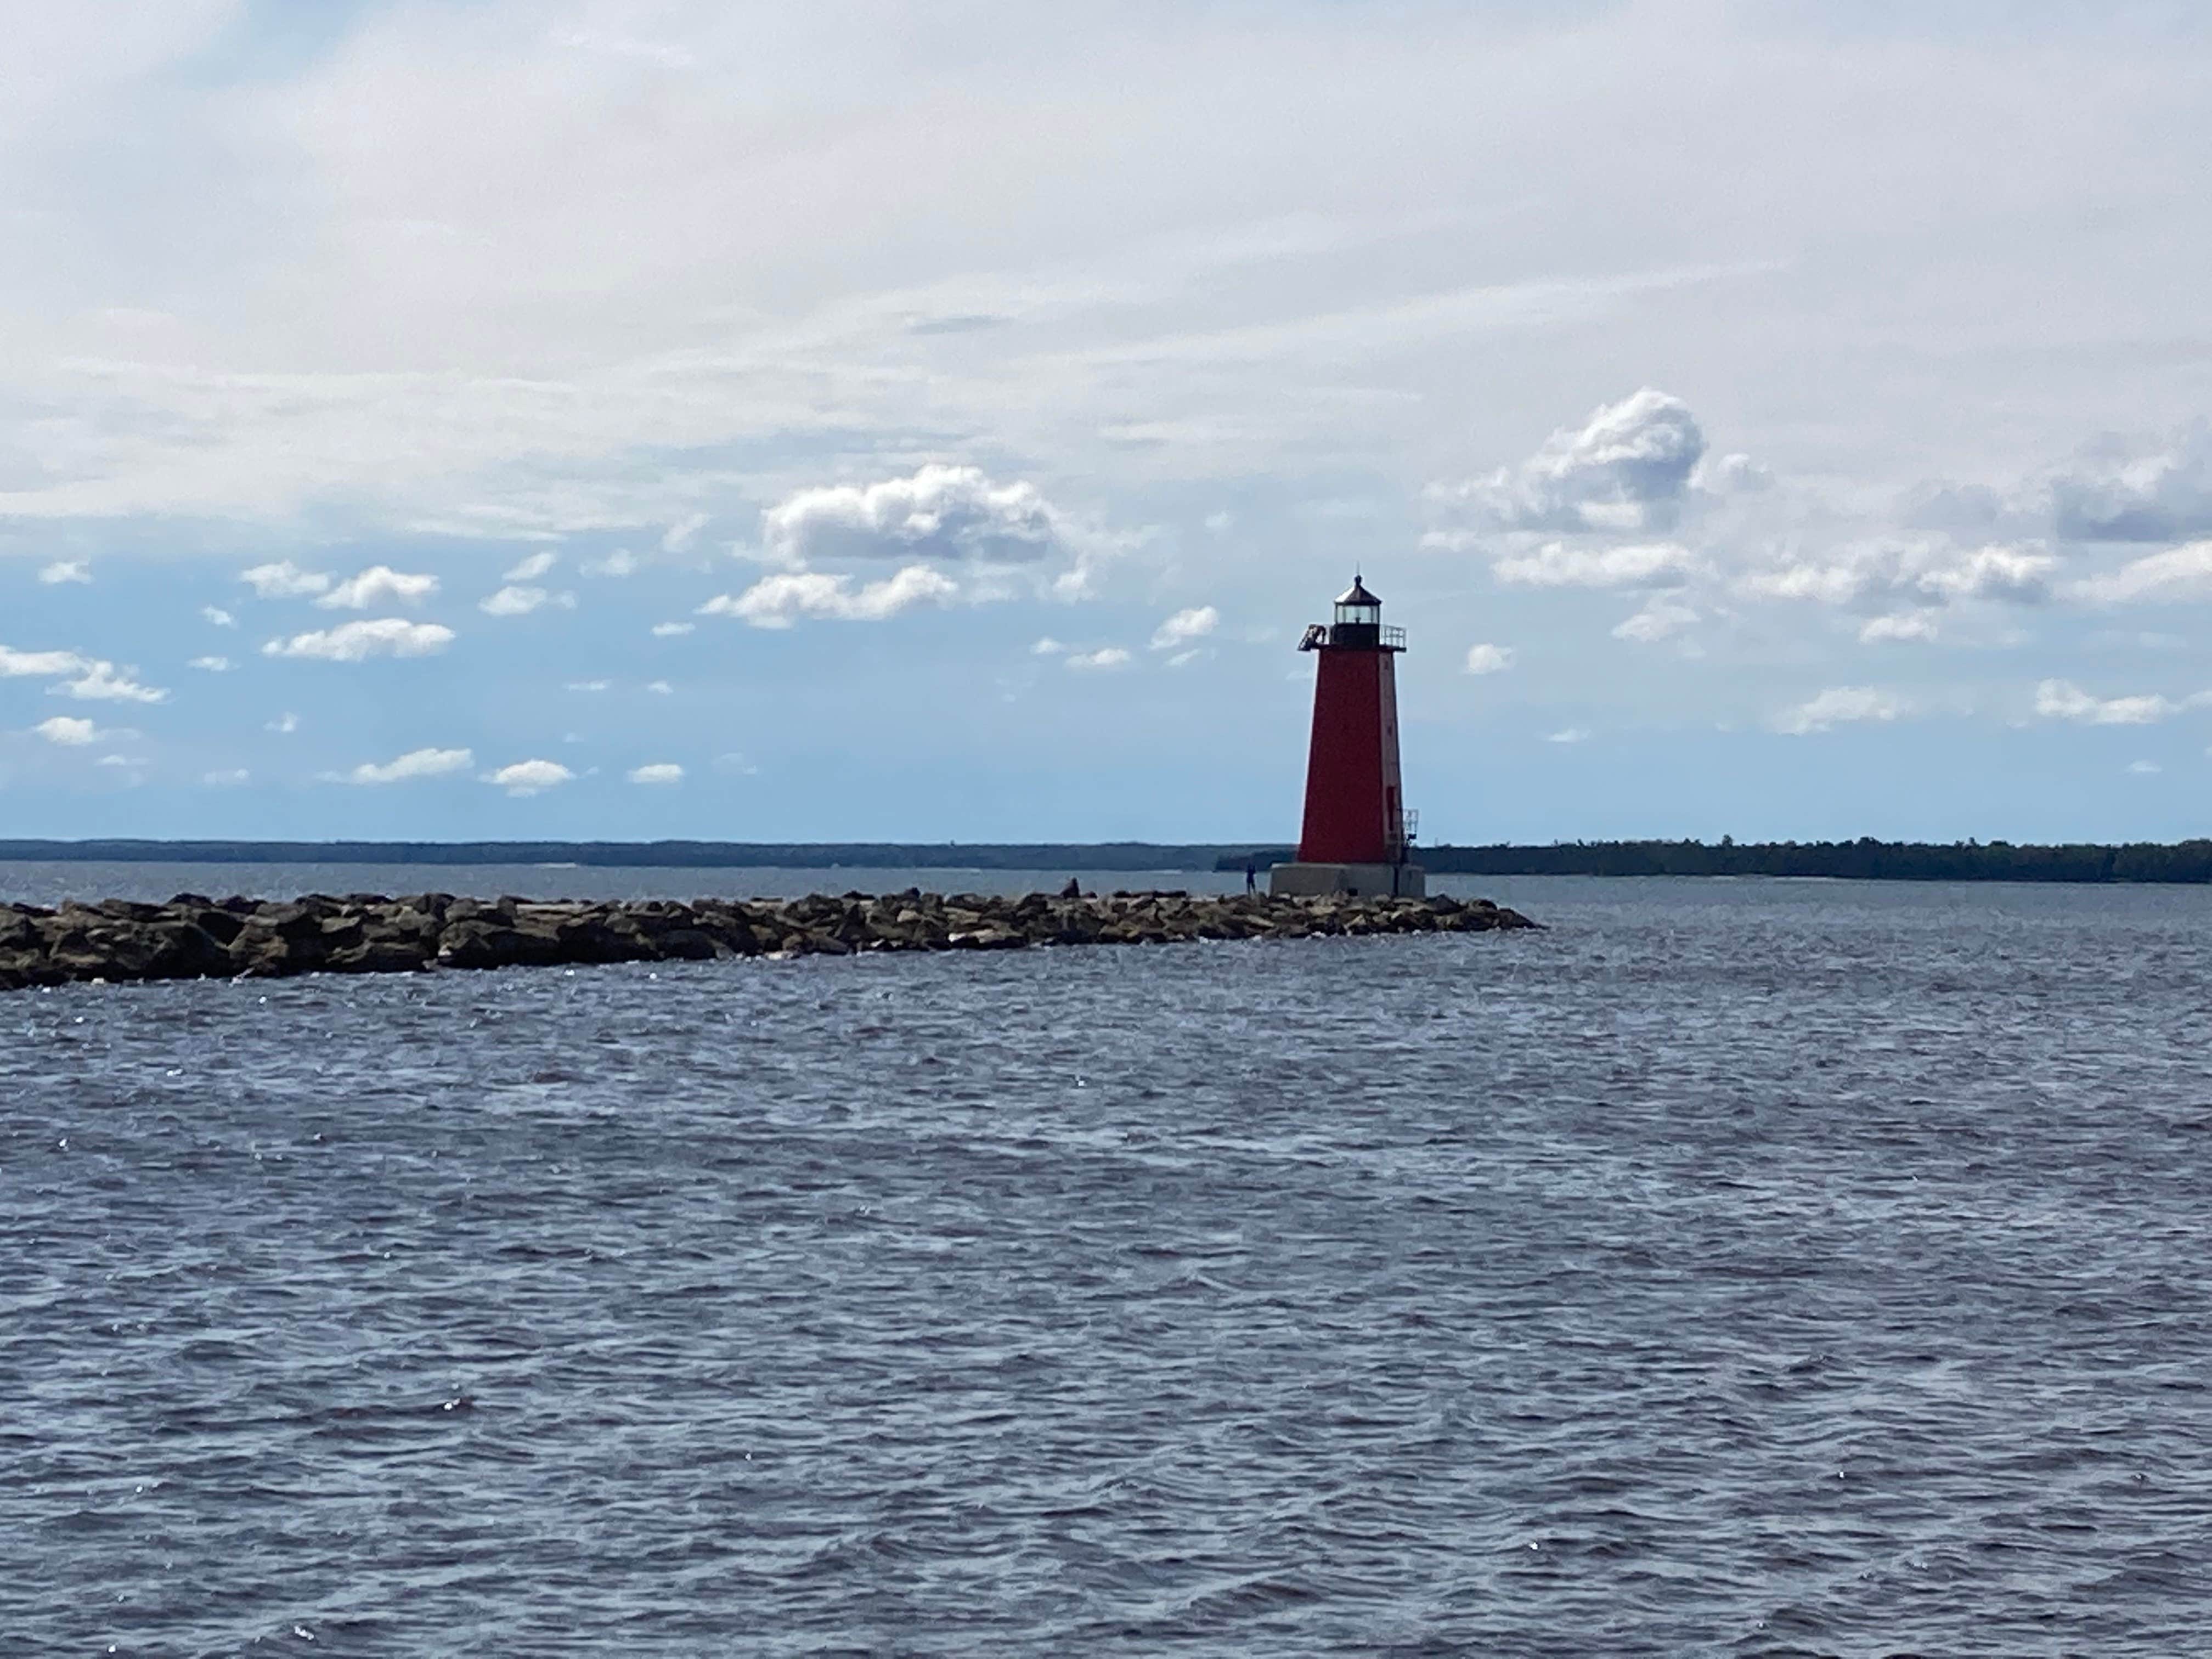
[653,927,721,961]
[325,937,435,974]
[229,923,316,978]
[436,919,566,970]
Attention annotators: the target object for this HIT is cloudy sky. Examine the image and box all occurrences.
[4,1,2211,843]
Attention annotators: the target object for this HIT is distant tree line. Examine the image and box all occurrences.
[9,837,2211,884]
[1214,838,2212,884]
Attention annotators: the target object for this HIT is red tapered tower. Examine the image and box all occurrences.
[1269,576,1426,899]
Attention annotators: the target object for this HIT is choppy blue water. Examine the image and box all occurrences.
[7,869,2212,1656]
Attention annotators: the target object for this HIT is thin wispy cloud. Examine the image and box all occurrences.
[1772,686,1910,736]
[338,746,475,785]
[2033,679,2193,726]
[263,619,455,661]
[1492,542,1705,590]
[1150,606,1218,651]
[699,566,957,629]
[1066,646,1132,672]
[240,561,331,599]
[481,585,574,617]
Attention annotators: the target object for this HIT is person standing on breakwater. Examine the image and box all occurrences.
[1245,859,1257,895]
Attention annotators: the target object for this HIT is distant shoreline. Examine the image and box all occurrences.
[1233,839,2212,885]
[2,837,2210,884]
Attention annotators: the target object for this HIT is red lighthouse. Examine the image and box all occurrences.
[1269,575,1426,898]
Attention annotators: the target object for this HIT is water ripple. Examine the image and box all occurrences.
[5,873,2212,1652]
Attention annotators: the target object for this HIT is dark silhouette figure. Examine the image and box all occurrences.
[1245,860,1258,895]
[1060,877,1082,899]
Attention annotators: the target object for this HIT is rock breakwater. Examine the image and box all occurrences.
[0,889,1537,991]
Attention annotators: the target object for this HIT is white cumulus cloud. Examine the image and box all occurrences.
[484,759,575,796]
[317,566,439,610]
[1464,642,1515,673]
[202,768,251,787]
[1771,686,1909,735]
[240,561,332,598]
[651,620,693,636]
[763,464,1073,567]
[34,716,100,745]
[584,549,640,577]
[38,560,90,584]
[188,655,235,672]
[0,645,160,705]
[201,606,236,628]
[342,746,475,785]
[263,619,456,661]
[1434,388,1706,534]
[58,662,168,703]
[0,646,88,678]
[504,551,558,582]
[1066,646,1132,671]
[628,762,684,784]
[1150,605,1218,650]
[2050,424,2212,543]
[699,565,957,628]
[1919,545,2056,603]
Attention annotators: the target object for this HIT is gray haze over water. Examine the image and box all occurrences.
[7,872,2212,1654]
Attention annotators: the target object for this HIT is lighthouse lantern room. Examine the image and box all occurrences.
[1269,575,1427,899]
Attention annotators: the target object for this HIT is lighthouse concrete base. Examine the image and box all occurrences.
[1268,861,1427,899]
